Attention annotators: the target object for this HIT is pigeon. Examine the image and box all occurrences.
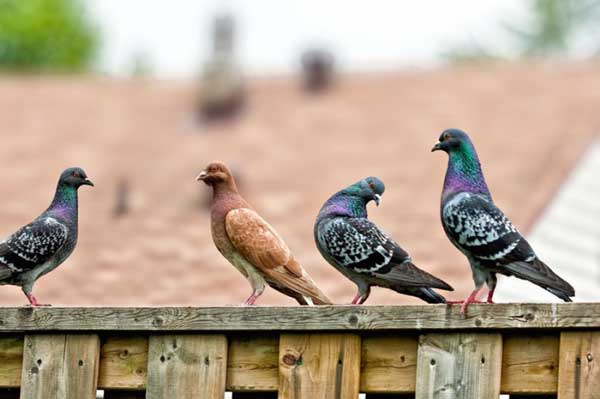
[314,177,453,304]
[197,162,332,305]
[432,128,575,314]
[0,167,93,306]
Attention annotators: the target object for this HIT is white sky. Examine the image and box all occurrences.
[86,0,525,78]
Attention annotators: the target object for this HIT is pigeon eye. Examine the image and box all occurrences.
[72,172,79,178]
[369,182,376,190]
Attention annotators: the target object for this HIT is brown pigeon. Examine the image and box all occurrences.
[197,162,332,305]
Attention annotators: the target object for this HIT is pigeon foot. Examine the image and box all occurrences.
[243,292,261,306]
[25,294,51,307]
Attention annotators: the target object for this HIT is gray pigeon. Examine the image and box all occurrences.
[432,128,575,314]
[314,177,453,304]
[0,167,93,306]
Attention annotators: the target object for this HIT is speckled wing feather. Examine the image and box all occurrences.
[442,192,532,267]
[225,208,332,304]
[318,217,404,272]
[318,217,452,289]
[442,192,574,295]
[0,217,68,274]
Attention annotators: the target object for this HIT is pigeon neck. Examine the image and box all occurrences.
[48,183,78,220]
[211,179,241,203]
[443,143,490,199]
[319,194,368,220]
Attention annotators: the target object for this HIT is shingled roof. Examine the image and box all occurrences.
[0,62,597,306]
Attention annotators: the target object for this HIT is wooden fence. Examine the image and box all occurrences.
[0,304,599,398]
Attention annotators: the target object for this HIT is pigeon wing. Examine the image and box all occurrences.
[225,208,332,304]
[318,217,403,273]
[0,217,68,273]
[442,192,531,266]
[319,217,452,289]
[443,193,574,296]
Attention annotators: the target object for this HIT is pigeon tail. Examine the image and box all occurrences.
[390,285,447,303]
[380,262,454,291]
[503,259,575,301]
[303,295,333,306]
[547,288,573,302]
[269,278,333,306]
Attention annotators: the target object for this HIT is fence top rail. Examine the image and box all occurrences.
[0,303,597,332]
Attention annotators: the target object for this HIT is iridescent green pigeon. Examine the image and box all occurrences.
[0,167,93,306]
[314,177,453,304]
[432,128,575,314]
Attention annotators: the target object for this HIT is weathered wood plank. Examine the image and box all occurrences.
[0,304,598,331]
[360,335,418,393]
[278,333,361,399]
[0,334,280,391]
[501,334,559,394]
[227,335,278,392]
[19,335,100,399]
[415,333,502,399]
[63,335,101,399]
[146,334,227,399]
[20,335,67,399]
[98,336,147,390]
[557,331,600,399]
[0,337,23,388]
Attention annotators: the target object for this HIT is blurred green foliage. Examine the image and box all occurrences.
[0,0,99,72]
[444,0,600,63]
[506,0,600,57]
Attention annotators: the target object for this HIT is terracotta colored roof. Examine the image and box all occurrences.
[0,63,597,306]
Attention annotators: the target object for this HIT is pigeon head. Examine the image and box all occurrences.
[58,167,94,189]
[196,162,235,187]
[317,177,385,220]
[432,129,490,197]
[431,128,472,153]
[342,176,385,206]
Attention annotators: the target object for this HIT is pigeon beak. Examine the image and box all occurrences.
[82,179,94,187]
[196,171,208,181]
[374,194,381,206]
[431,141,443,152]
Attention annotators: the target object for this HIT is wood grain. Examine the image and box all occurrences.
[20,334,100,399]
[63,335,101,399]
[278,333,361,399]
[0,334,281,391]
[501,334,559,394]
[227,335,279,391]
[98,336,148,390]
[20,335,67,399]
[415,333,502,399]
[360,335,418,393]
[146,334,227,399]
[0,337,23,388]
[558,331,600,399]
[0,333,580,393]
[0,304,598,331]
